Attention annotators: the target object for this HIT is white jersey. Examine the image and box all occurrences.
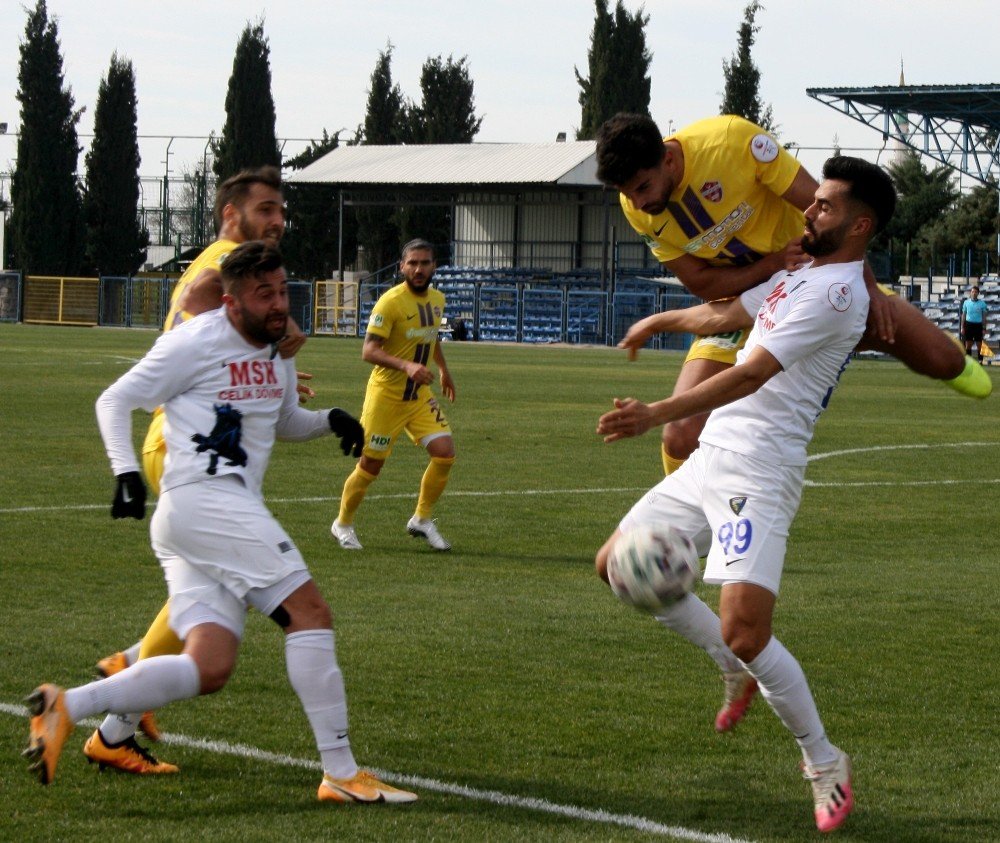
[699,260,869,466]
[97,308,330,496]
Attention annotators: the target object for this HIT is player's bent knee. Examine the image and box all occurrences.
[197,661,235,695]
[721,624,770,664]
[283,593,333,632]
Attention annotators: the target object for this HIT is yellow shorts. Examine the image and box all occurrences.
[683,329,750,365]
[141,409,166,497]
[360,387,451,460]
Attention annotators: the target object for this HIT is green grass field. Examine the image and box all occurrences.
[1,322,997,842]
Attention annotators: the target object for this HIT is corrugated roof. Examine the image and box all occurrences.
[286,141,600,187]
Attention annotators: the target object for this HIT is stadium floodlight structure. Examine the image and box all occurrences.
[807,84,1000,186]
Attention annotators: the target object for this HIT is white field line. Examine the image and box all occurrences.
[0,702,752,843]
[2,441,997,515]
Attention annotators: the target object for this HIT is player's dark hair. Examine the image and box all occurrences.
[220,240,284,295]
[595,113,666,186]
[401,238,435,260]
[213,166,283,232]
[821,156,897,236]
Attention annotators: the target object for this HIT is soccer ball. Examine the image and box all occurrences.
[607,524,700,612]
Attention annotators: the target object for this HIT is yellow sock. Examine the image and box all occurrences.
[661,445,686,476]
[138,601,184,659]
[416,456,455,520]
[338,465,377,525]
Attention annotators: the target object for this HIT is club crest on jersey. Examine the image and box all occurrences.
[750,133,779,163]
[700,181,723,202]
[828,283,853,312]
[729,496,748,516]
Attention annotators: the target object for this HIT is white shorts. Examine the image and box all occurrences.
[151,475,311,639]
[618,443,805,595]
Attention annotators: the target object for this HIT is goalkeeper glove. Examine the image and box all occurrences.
[328,409,364,457]
[112,471,147,520]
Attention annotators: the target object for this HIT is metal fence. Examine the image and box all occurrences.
[4,271,698,349]
[311,273,697,348]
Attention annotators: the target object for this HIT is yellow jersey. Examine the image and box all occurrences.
[366,282,446,401]
[621,115,804,267]
[163,239,238,331]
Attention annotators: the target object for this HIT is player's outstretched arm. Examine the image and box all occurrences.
[861,260,895,343]
[619,299,754,360]
[598,346,781,443]
[665,251,787,302]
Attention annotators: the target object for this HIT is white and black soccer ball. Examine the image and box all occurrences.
[607,524,700,612]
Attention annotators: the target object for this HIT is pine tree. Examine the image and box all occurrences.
[10,0,85,275]
[83,53,148,275]
[213,19,281,182]
[576,0,652,140]
[283,130,356,279]
[720,1,775,131]
[356,46,405,272]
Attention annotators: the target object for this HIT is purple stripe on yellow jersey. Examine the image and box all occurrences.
[681,187,717,230]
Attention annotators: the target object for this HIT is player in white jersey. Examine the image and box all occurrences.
[594,156,898,833]
[24,242,418,805]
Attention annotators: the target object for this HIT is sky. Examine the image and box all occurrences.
[0,0,998,186]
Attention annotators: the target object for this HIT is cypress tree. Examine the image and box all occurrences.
[11,0,85,275]
[720,1,775,131]
[356,46,405,272]
[576,0,651,140]
[213,19,281,181]
[83,53,148,275]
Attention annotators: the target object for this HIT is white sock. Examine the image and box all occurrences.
[64,654,200,723]
[655,593,743,673]
[742,636,837,767]
[285,629,357,780]
[97,713,142,744]
[123,642,142,665]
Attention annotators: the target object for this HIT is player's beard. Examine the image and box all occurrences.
[405,273,434,295]
[802,221,848,258]
[238,211,284,246]
[238,304,288,345]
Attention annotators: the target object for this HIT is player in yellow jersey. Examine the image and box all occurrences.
[332,239,457,551]
[88,166,311,774]
[597,113,991,476]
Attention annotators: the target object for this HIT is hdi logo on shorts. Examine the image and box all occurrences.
[369,434,390,449]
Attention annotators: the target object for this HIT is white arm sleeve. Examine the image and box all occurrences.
[275,358,332,442]
[95,329,208,476]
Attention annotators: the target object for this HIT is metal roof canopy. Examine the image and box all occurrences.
[287,141,601,189]
[807,84,1000,184]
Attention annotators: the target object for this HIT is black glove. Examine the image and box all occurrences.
[112,471,147,520]
[328,409,364,457]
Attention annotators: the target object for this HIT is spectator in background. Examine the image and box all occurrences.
[451,317,469,341]
[960,285,988,362]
